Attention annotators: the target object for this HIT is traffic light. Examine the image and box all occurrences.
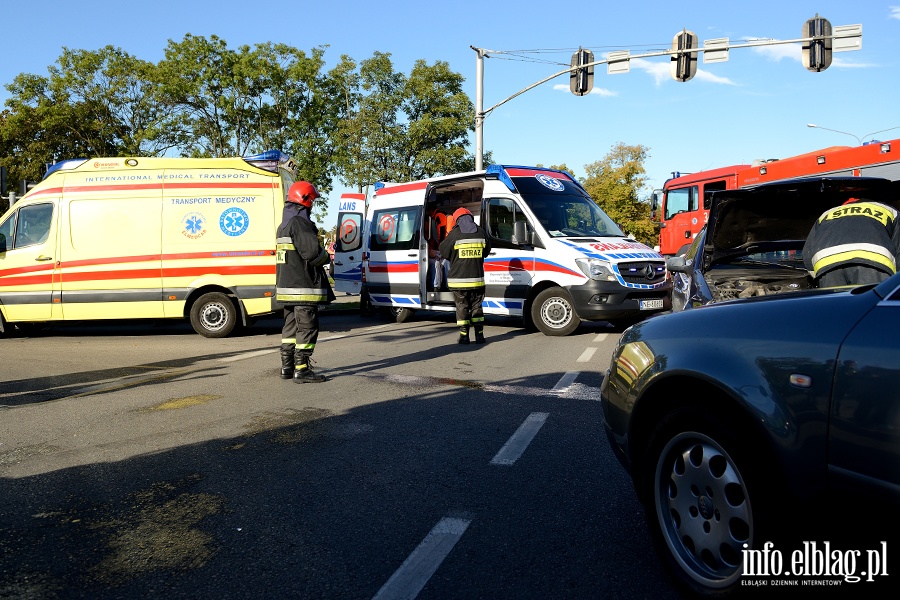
[670,29,699,82]
[570,48,594,96]
[802,15,832,72]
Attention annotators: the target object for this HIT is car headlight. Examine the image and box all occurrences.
[575,258,617,281]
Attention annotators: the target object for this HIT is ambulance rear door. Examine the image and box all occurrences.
[365,182,428,309]
[333,193,365,295]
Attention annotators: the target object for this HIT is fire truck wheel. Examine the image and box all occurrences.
[190,292,238,338]
[531,287,579,336]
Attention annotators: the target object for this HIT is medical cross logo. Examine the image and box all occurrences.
[535,174,565,192]
[181,212,207,239]
[220,207,249,237]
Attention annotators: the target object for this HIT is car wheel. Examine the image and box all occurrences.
[531,287,579,336]
[190,292,238,338]
[644,410,763,596]
[387,306,415,323]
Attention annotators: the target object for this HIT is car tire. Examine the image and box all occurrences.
[531,287,579,336]
[387,306,415,323]
[642,408,771,597]
[190,292,238,338]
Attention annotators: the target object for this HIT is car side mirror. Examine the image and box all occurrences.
[666,255,688,273]
[511,220,529,245]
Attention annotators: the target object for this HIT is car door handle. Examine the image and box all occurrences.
[35,256,53,261]
[489,252,496,256]
[335,261,343,266]
[407,253,417,257]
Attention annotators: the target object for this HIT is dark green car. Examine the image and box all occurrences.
[601,267,899,595]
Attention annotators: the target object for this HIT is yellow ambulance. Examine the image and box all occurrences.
[0,151,298,337]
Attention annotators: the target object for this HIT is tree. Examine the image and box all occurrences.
[334,53,476,188]
[0,46,163,184]
[581,143,658,246]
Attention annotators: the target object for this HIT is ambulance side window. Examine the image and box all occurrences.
[486,198,527,249]
[370,207,421,251]
[14,203,54,248]
[0,211,14,252]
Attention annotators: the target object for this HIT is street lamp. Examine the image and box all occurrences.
[807,123,900,145]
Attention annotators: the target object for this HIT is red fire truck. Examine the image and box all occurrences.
[651,138,900,256]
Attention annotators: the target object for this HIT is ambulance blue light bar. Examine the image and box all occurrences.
[484,164,517,192]
[243,150,297,176]
[41,159,88,180]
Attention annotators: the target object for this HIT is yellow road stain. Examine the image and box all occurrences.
[143,394,222,412]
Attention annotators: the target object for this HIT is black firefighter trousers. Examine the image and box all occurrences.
[281,305,319,366]
[453,289,485,336]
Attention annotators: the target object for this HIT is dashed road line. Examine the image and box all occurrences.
[551,371,580,393]
[490,412,549,466]
[372,516,471,600]
[594,333,609,343]
[576,347,597,363]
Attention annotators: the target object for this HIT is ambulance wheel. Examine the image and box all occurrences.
[190,292,238,338]
[531,287,579,336]
[387,307,415,323]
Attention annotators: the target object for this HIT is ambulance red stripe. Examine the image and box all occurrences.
[25,181,276,199]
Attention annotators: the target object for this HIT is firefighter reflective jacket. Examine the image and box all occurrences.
[276,213,334,305]
[802,200,899,279]
[439,224,492,289]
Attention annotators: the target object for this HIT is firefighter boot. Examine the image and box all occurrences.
[458,325,470,345]
[280,349,294,379]
[294,351,326,383]
[474,327,486,344]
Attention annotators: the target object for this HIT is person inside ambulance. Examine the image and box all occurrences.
[439,207,491,344]
[276,180,335,383]
[802,196,899,288]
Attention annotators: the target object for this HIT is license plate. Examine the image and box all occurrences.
[639,299,664,310]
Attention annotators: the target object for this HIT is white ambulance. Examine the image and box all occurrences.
[334,165,671,335]
[0,151,297,337]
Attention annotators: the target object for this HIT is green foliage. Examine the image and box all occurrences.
[581,142,659,246]
[0,37,479,218]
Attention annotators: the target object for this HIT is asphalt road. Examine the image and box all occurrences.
[0,307,687,599]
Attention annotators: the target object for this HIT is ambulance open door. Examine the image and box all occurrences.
[333,193,365,295]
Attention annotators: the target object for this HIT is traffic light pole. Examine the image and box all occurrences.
[471,19,860,171]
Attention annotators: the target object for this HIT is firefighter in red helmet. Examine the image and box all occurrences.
[439,207,491,344]
[276,180,334,382]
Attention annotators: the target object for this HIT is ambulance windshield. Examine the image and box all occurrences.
[515,177,625,238]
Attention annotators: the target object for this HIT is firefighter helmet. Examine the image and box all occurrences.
[287,181,320,207]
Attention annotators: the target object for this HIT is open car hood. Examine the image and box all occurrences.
[705,177,900,265]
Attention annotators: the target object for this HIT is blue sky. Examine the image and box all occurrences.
[2,1,898,227]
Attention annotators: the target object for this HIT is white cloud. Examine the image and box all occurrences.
[552,83,617,97]
[694,70,736,85]
[629,58,734,86]
[891,6,900,20]
[631,58,671,86]
[751,42,801,63]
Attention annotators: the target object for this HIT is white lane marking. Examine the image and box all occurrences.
[594,333,609,343]
[219,349,276,363]
[220,323,394,362]
[490,412,549,466]
[551,371,580,393]
[577,347,597,363]
[372,516,471,600]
